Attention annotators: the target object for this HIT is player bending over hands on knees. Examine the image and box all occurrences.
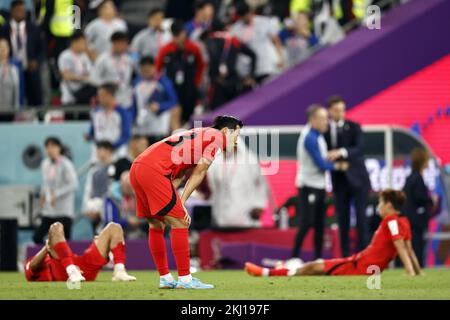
[245,189,423,277]
[130,115,243,289]
[25,222,136,282]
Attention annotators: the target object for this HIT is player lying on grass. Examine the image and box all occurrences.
[25,222,136,283]
[130,115,242,289]
[246,189,423,277]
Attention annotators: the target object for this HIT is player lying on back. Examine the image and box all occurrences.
[25,222,136,282]
[245,189,423,277]
[130,115,243,289]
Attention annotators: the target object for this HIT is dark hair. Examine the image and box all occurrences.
[70,31,85,43]
[380,189,406,211]
[97,0,113,11]
[110,31,129,43]
[44,136,62,149]
[96,140,114,151]
[306,104,325,120]
[327,95,345,108]
[139,55,154,66]
[212,115,243,130]
[10,0,25,9]
[171,20,186,37]
[98,83,118,96]
[411,148,429,172]
[195,0,213,11]
[148,7,164,17]
[235,2,251,17]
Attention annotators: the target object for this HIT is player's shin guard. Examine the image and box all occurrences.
[170,228,191,277]
[52,241,75,269]
[149,228,170,276]
[111,242,126,265]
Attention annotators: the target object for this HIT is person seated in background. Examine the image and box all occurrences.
[201,21,257,110]
[33,137,78,244]
[58,31,96,105]
[245,189,424,277]
[86,83,131,160]
[130,7,171,60]
[132,56,181,143]
[108,171,147,238]
[25,221,136,282]
[279,11,318,68]
[185,0,215,41]
[0,37,21,110]
[82,141,115,234]
[84,0,127,60]
[91,31,134,109]
[113,134,149,181]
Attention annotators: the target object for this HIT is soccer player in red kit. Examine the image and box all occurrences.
[245,189,423,277]
[130,115,243,289]
[24,222,136,283]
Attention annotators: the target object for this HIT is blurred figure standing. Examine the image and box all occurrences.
[402,148,435,267]
[0,37,20,109]
[33,137,78,244]
[324,96,370,257]
[185,0,215,41]
[0,0,43,106]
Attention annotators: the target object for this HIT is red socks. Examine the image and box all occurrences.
[170,228,191,277]
[148,228,169,276]
[269,268,289,276]
[111,242,126,265]
[52,241,74,269]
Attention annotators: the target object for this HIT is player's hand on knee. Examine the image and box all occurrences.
[182,205,191,226]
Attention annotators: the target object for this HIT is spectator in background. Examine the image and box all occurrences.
[207,137,268,228]
[113,134,149,181]
[324,96,370,257]
[0,0,33,21]
[92,31,133,109]
[156,20,205,125]
[292,105,348,261]
[402,148,435,267]
[84,0,127,60]
[82,140,115,234]
[0,37,20,109]
[0,0,43,106]
[58,32,96,105]
[130,8,171,60]
[230,2,285,84]
[33,137,78,244]
[279,11,318,68]
[202,21,256,110]
[185,0,215,41]
[133,56,181,142]
[87,83,131,160]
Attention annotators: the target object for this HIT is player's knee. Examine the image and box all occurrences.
[49,222,64,236]
[105,222,123,235]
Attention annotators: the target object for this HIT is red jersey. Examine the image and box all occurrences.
[356,214,412,271]
[134,127,226,179]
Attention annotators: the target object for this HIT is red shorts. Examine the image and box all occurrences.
[24,242,108,282]
[129,162,185,221]
[323,255,368,276]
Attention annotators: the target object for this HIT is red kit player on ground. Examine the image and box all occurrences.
[130,115,243,289]
[24,222,136,283]
[245,189,423,277]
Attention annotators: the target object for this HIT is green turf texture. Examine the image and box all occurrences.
[0,269,449,300]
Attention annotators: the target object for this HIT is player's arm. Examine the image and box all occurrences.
[393,239,416,276]
[180,158,211,206]
[29,244,49,273]
[406,240,423,275]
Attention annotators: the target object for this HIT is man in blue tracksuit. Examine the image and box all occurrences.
[293,105,348,260]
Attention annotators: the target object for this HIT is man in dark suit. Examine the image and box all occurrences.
[324,96,371,257]
[0,0,43,106]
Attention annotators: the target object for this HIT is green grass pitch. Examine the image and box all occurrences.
[1,269,450,300]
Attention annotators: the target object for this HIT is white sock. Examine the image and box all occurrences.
[287,269,297,276]
[114,263,125,273]
[262,268,269,277]
[178,274,193,283]
[160,273,174,282]
[66,264,78,275]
